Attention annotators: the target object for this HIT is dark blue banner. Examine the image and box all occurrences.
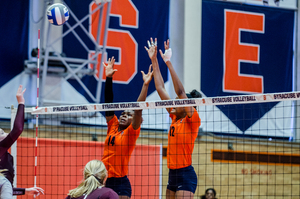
[201,0,294,133]
[0,1,29,87]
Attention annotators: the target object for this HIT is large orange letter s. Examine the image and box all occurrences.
[223,10,264,94]
[89,0,138,84]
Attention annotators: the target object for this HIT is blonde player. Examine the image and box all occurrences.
[66,160,118,199]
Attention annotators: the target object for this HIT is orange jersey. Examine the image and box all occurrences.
[167,108,201,169]
[102,115,140,178]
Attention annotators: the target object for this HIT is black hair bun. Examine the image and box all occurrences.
[190,89,202,98]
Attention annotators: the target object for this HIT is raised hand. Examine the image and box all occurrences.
[141,64,153,85]
[144,37,157,60]
[16,85,26,105]
[25,187,44,197]
[103,57,117,78]
[159,39,172,63]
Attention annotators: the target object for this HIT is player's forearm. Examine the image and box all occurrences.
[166,61,186,98]
[151,58,167,96]
[10,104,24,141]
[105,77,113,103]
[133,81,149,129]
[137,83,149,102]
[105,77,114,116]
[133,93,143,128]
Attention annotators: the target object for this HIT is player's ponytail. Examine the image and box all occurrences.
[68,160,107,198]
[186,89,202,99]
[186,89,202,109]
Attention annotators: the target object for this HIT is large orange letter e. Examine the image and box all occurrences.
[223,10,264,94]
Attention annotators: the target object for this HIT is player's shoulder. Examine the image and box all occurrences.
[107,115,119,128]
[65,195,85,199]
[125,123,140,132]
[108,115,118,123]
[186,108,200,119]
[97,187,118,199]
[169,112,176,120]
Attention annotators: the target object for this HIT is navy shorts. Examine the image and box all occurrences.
[106,176,132,198]
[167,165,197,193]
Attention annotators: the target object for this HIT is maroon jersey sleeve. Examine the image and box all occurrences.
[13,188,25,195]
[0,104,24,184]
[0,104,24,150]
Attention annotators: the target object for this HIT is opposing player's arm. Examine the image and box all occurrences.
[132,65,153,130]
[8,85,26,145]
[104,57,117,123]
[25,187,44,196]
[13,187,44,196]
[145,38,171,113]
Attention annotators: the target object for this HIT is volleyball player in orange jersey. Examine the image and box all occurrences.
[145,38,201,199]
[102,57,153,199]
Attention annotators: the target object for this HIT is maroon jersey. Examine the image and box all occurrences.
[65,187,118,199]
[0,104,24,184]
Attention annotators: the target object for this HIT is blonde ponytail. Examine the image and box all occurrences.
[68,160,107,198]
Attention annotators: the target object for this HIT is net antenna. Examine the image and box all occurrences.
[33,29,41,196]
[40,0,112,106]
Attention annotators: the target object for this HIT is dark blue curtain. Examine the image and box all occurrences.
[0,1,29,87]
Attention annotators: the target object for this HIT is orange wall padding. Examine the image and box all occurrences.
[16,137,161,199]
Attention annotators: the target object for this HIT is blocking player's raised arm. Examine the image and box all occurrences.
[132,64,153,130]
[145,37,171,113]
[159,40,194,117]
[0,85,26,151]
[103,57,118,123]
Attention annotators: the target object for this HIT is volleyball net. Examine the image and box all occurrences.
[10,91,300,198]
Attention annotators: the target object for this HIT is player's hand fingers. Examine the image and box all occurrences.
[147,40,151,48]
[159,49,164,58]
[148,64,152,73]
